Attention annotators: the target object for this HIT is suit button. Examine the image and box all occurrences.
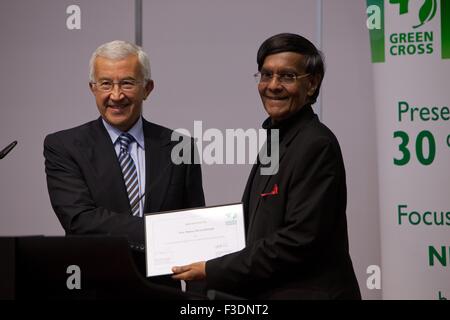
[140,245,145,251]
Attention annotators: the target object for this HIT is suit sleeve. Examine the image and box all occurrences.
[44,133,145,248]
[205,138,345,293]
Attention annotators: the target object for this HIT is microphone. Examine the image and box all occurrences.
[0,141,17,159]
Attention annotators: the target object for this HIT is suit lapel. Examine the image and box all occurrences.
[79,118,130,212]
[246,164,273,235]
[143,120,173,213]
[246,106,316,234]
[242,161,259,231]
[246,139,281,235]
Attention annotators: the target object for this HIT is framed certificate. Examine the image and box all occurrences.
[144,203,246,277]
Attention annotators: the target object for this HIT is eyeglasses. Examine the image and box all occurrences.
[253,72,310,84]
[91,79,143,92]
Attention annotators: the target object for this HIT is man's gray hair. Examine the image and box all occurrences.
[89,40,151,82]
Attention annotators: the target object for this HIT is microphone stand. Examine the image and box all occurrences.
[0,141,17,159]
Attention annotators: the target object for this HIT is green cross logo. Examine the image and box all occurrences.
[390,0,410,15]
[390,0,437,28]
[367,0,450,62]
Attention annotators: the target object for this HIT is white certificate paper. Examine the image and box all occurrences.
[144,203,245,277]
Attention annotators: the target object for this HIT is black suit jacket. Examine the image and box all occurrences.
[44,117,205,251]
[206,106,361,299]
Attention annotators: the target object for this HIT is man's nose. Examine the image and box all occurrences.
[109,84,125,100]
[267,75,283,90]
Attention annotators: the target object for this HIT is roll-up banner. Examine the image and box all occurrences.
[367,0,450,299]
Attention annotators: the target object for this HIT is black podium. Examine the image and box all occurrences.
[0,235,206,300]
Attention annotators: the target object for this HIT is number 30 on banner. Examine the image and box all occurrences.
[394,130,436,166]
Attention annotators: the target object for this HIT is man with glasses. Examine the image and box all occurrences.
[172,33,361,299]
[44,40,205,280]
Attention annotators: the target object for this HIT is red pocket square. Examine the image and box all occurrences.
[261,184,279,197]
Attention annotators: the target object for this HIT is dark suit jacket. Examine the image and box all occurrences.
[206,106,361,299]
[44,117,205,252]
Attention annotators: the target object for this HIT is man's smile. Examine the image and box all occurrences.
[106,102,131,110]
[264,95,288,101]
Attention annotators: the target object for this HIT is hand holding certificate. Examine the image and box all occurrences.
[145,203,245,277]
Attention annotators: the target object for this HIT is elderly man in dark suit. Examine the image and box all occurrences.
[44,41,205,270]
[172,33,361,299]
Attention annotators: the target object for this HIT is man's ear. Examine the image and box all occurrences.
[144,80,154,100]
[89,82,95,94]
[307,74,321,97]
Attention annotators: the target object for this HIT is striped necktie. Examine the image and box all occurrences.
[118,133,140,217]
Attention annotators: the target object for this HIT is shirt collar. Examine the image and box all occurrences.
[102,117,145,149]
[261,104,312,142]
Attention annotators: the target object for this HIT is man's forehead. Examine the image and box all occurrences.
[94,55,141,76]
[95,54,139,65]
[261,52,305,70]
